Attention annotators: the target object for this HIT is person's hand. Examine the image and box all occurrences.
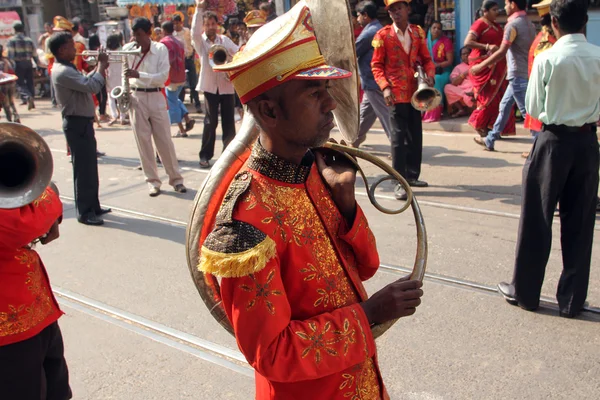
[470,64,484,76]
[383,87,395,107]
[314,139,358,225]
[39,220,60,245]
[96,46,109,65]
[425,75,435,86]
[125,69,140,79]
[488,44,499,53]
[360,278,424,324]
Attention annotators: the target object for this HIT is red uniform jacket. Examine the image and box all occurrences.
[371,24,435,104]
[200,144,387,399]
[0,188,63,346]
[524,27,556,132]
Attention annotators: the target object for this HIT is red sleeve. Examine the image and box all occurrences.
[221,257,376,383]
[0,187,62,250]
[370,30,390,92]
[338,206,380,281]
[468,19,485,40]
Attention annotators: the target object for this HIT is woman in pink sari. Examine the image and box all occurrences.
[463,0,515,137]
[444,47,474,117]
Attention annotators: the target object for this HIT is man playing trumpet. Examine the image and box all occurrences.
[199,2,423,398]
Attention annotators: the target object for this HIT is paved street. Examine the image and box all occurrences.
[13,100,600,399]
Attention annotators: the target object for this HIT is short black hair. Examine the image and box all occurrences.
[106,33,121,50]
[172,14,182,23]
[356,1,378,19]
[88,34,100,50]
[203,11,219,24]
[551,0,588,33]
[460,46,471,54]
[510,0,527,11]
[162,21,174,34]
[132,17,153,34]
[48,32,73,57]
[13,22,24,33]
[540,13,552,27]
[71,21,79,32]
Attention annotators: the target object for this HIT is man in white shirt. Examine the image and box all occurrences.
[124,17,187,197]
[192,0,239,168]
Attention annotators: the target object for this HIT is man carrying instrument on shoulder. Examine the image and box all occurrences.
[371,0,435,201]
[0,182,72,399]
[199,2,423,399]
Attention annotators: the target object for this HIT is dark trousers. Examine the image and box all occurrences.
[200,91,236,162]
[390,103,423,180]
[63,116,101,218]
[179,56,200,107]
[96,85,107,115]
[15,60,35,101]
[0,322,72,400]
[513,126,599,314]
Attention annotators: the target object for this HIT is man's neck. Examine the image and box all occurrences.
[394,21,409,32]
[259,133,308,165]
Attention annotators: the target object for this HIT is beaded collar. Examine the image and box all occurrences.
[247,141,314,184]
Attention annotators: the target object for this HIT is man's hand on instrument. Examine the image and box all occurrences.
[425,75,435,86]
[125,69,140,79]
[315,139,357,226]
[360,278,424,324]
[383,87,395,107]
[39,220,60,245]
[97,46,109,65]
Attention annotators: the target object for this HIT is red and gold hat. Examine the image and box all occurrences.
[384,0,412,8]
[243,10,267,28]
[533,0,551,16]
[52,16,74,32]
[213,0,351,104]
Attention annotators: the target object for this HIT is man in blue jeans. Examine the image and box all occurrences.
[471,0,535,151]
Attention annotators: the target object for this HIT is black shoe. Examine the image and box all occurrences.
[497,282,537,311]
[407,179,428,188]
[199,160,210,169]
[96,151,106,157]
[174,184,187,193]
[559,302,589,318]
[394,184,407,201]
[78,213,104,226]
[96,207,112,216]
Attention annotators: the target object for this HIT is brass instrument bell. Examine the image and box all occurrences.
[411,65,442,112]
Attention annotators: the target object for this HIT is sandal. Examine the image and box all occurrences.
[185,119,196,132]
[199,160,210,169]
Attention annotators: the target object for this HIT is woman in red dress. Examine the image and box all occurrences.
[464,0,515,137]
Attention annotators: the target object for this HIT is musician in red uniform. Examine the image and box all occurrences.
[0,184,72,399]
[371,0,435,201]
[521,0,556,159]
[201,2,424,399]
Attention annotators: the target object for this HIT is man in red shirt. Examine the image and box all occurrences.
[0,177,72,399]
[371,0,435,200]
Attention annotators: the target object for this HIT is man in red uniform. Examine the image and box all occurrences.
[0,181,72,399]
[371,0,435,201]
[200,2,424,399]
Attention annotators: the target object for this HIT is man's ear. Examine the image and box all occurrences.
[256,99,279,127]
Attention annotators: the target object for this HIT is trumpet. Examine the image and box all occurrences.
[208,44,230,68]
[77,47,143,65]
[411,65,442,112]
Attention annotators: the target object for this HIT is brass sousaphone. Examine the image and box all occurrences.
[185,0,427,339]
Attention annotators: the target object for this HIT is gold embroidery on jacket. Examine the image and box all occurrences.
[239,269,283,315]
[295,319,357,365]
[243,181,358,310]
[0,250,55,338]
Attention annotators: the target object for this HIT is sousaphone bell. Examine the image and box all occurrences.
[411,65,442,112]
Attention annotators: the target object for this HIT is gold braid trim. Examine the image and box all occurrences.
[199,236,277,278]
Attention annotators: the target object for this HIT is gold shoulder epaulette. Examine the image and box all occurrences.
[372,39,384,48]
[198,171,277,278]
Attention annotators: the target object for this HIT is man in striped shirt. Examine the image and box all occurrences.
[6,21,40,109]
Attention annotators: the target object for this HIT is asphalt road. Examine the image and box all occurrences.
[9,100,600,399]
